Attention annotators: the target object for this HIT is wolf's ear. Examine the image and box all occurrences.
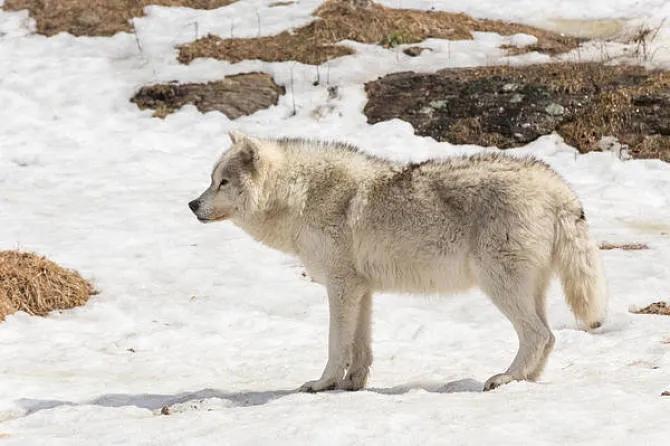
[238,135,262,170]
[229,130,246,145]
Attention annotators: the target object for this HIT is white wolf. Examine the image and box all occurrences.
[189,131,607,392]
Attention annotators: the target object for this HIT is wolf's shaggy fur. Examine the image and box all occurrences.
[189,132,607,392]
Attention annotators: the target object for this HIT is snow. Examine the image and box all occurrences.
[1,0,669,444]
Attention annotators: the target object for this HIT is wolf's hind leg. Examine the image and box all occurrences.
[341,291,373,391]
[528,268,555,380]
[479,266,555,391]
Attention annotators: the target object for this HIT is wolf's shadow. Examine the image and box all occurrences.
[369,378,484,395]
[14,378,483,417]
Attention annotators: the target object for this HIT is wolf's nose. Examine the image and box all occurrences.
[188,200,200,213]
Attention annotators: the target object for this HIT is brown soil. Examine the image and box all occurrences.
[131,72,285,118]
[364,63,670,161]
[0,251,96,322]
[177,0,581,65]
[3,0,236,37]
[599,242,649,250]
[632,302,670,316]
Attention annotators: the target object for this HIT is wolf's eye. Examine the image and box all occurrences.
[219,178,229,188]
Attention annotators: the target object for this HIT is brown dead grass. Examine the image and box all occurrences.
[0,251,96,321]
[3,0,236,37]
[631,302,670,316]
[553,66,670,162]
[599,242,650,251]
[177,0,581,65]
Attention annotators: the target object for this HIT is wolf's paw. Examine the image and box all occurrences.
[339,368,369,391]
[483,373,516,391]
[298,378,337,393]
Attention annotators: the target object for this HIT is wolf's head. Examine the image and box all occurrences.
[189,131,268,223]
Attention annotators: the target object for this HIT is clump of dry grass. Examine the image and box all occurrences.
[177,0,581,65]
[3,0,236,37]
[631,302,670,316]
[599,242,649,251]
[0,251,96,321]
[625,20,666,64]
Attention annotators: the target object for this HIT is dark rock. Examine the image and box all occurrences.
[131,72,285,119]
[403,46,430,57]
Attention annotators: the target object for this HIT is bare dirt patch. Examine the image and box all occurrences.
[599,242,650,251]
[177,0,581,65]
[0,251,96,322]
[364,63,670,161]
[130,72,285,118]
[631,302,670,316]
[2,0,236,37]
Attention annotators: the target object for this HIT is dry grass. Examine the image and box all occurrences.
[177,0,581,65]
[0,251,96,321]
[631,302,670,316]
[599,242,650,251]
[554,66,670,162]
[3,0,236,37]
[625,20,666,64]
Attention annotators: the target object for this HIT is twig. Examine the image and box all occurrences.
[290,64,297,116]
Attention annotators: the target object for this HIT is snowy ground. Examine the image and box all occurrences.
[1,0,670,444]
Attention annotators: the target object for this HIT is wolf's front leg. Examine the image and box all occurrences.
[340,291,373,391]
[299,277,369,393]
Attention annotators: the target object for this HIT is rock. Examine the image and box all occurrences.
[596,136,631,160]
[429,99,448,109]
[502,83,518,92]
[544,102,565,116]
[403,46,430,57]
[327,85,339,100]
[510,93,524,103]
[131,72,285,119]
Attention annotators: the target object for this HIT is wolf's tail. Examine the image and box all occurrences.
[554,210,607,329]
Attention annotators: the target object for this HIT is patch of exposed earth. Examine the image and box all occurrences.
[3,0,236,36]
[364,63,670,161]
[177,0,581,65]
[632,302,670,316]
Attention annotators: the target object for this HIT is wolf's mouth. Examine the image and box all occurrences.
[197,215,228,223]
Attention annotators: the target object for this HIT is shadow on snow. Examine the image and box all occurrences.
[14,378,484,417]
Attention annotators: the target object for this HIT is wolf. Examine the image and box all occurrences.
[189,131,607,392]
